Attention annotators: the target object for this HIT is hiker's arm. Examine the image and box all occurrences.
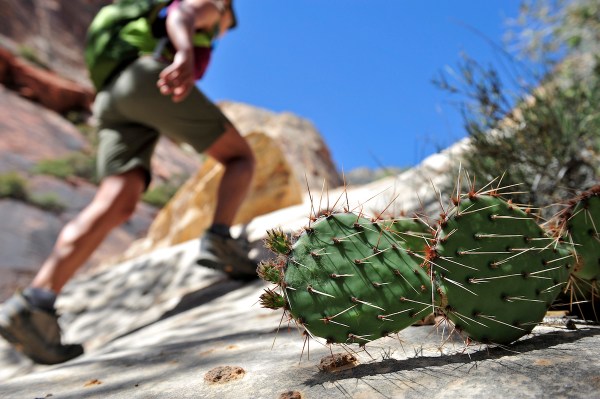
[157,0,223,102]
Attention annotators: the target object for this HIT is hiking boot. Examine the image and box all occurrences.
[0,292,84,365]
[196,231,258,281]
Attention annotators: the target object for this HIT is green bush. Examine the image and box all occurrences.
[18,45,49,70]
[65,113,98,143]
[33,158,74,179]
[437,58,600,217]
[29,193,66,214]
[142,182,180,208]
[434,0,600,218]
[33,153,97,182]
[0,172,66,213]
[0,172,28,201]
[67,152,97,182]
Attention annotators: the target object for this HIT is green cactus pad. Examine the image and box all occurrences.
[560,186,600,282]
[283,213,434,344]
[430,194,572,345]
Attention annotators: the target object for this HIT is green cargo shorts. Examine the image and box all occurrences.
[93,56,231,187]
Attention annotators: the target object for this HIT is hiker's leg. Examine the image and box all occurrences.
[31,168,146,294]
[112,59,255,225]
[197,124,257,280]
[205,123,255,226]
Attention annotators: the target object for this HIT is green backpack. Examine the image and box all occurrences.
[85,0,172,91]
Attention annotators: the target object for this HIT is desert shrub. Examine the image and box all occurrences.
[0,172,28,201]
[67,152,97,182]
[33,158,73,179]
[29,193,66,214]
[18,45,49,70]
[65,112,97,143]
[436,57,599,216]
[142,181,181,208]
[33,153,97,182]
[434,0,600,218]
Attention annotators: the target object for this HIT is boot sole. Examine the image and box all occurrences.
[0,306,84,364]
[196,258,258,281]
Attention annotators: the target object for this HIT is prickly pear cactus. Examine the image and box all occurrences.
[429,193,572,345]
[263,212,435,344]
[556,186,600,283]
[547,186,600,316]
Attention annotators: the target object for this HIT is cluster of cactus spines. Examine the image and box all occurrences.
[257,258,283,285]
[259,288,286,310]
[427,191,572,344]
[264,212,435,344]
[265,228,292,256]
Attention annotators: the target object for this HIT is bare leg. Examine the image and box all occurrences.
[205,124,255,226]
[31,168,147,294]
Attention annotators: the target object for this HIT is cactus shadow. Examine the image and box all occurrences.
[304,326,600,386]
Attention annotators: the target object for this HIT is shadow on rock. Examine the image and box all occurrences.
[106,278,247,344]
[304,326,600,386]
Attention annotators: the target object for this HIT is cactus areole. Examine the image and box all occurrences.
[282,213,435,344]
[430,194,571,345]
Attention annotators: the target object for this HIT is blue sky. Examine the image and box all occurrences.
[200,1,525,171]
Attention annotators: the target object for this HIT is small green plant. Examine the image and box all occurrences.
[65,113,98,144]
[0,172,66,213]
[0,172,28,201]
[68,152,97,182]
[33,153,97,182]
[33,159,74,180]
[17,45,49,70]
[142,181,180,208]
[29,193,66,214]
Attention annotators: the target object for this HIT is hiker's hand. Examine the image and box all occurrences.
[157,50,195,103]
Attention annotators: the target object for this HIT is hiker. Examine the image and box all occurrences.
[0,0,257,365]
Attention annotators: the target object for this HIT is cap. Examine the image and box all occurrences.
[228,0,237,30]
